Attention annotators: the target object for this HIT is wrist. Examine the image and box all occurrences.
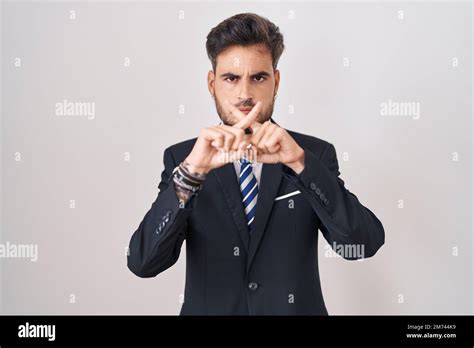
[184,157,209,175]
[172,161,206,203]
[175,189,192,206]
[285,147,305,175]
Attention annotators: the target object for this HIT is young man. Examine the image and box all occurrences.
[127,13,385,315]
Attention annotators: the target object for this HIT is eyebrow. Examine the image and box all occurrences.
[220,71,271,79]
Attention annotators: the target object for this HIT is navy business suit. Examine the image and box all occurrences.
[127,122,385,315]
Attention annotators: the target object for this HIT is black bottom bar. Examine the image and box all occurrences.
[0,315,472,346]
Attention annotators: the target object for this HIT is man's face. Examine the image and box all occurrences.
[208,44,280,126]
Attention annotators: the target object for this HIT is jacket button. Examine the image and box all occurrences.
[320,193,326,200]
[248,282,258,291]
[309,182,316,191]
[324,199,330,205]
[315,188,321,195]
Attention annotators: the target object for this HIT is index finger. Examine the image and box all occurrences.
[225,100,262,130]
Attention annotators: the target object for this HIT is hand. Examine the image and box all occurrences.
[184,105,261,175]
[225,100,306,174]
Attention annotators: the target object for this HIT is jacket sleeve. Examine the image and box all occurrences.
[281,142,385,260]
[127,147,194,277]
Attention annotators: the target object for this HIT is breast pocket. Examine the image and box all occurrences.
[274,190,301,202]
[272,188,317,227]
[266,189,310,250]
[272,190,301,218]
[270,188,318,247]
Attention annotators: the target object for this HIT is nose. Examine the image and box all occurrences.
[238,78,253,103]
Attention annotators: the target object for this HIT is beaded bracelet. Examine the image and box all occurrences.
[174,169,199,188]
[173,173,200,194]
[172,161,207,195]
[180,161,207,181]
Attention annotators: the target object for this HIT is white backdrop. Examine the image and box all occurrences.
[1,0,472,314]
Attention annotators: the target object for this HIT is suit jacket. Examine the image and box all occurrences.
[127,123,385,315]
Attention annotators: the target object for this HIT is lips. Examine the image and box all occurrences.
[239,108,252,114]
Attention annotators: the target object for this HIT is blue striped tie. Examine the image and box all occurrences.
[239,159,259,234]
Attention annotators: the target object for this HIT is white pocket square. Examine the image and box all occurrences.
[274,190,301,201]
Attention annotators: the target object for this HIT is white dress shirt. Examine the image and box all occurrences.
[233,160,263,186]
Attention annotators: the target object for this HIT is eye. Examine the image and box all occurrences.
[224,76,238,82]
[253,75,267,82]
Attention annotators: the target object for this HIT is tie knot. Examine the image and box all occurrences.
[239,158,251,165]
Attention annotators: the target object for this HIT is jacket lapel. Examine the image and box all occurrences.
[213,163,250,251]
[246,162,283,272]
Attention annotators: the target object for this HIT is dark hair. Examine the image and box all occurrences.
[206,13,285,71]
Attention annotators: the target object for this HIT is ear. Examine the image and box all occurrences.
[207,70,215,97]
[273,69,280,96]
